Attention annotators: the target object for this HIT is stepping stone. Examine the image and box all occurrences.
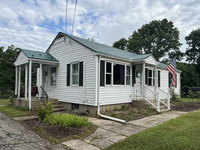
[62,140,100,150]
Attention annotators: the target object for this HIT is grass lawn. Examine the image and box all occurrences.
[105,110,200,150]
[181,97,200,102]
[0,99,35,117]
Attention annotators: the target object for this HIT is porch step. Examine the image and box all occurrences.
[48,98,66,112]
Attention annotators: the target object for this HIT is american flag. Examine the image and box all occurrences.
[166,58,176,87]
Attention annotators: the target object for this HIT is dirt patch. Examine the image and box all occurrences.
[171,102,200,112]
[103,106,160,121]
[20,119,96,143]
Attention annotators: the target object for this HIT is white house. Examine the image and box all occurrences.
[14,32,181,118]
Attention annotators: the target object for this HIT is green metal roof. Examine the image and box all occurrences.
[22,49,58,62]
[60,32,151,61]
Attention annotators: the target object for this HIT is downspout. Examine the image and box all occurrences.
[97,55,126,124]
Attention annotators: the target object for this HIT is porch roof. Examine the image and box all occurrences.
[22,49,58,62]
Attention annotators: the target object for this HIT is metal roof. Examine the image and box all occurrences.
[22,49,58,62]
[61,32,151,61]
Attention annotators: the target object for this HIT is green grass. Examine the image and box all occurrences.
[44,113,92,127]
[0,99,11,105]
[0,99,34,117]
[105,110,200,150]
[181,97,200,102]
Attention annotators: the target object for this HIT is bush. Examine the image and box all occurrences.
[188,90,196,99]
[170,88,179,102]
[38,102,53,120]
[44,113,91,127]
[9,96,13,104]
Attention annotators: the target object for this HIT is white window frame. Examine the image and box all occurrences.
[105,62,112,85]
[126,65,131,85]
[147,69,155,86]
[71,62,79,86]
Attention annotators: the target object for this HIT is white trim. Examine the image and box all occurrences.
[25,64,28,100]
[15,66,18,95]
[18,66,21,98]
[29,60,32,110]
[39,64,43,98]
[71,62,79,86]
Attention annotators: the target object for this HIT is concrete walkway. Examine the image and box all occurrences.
[0,112,69,150]
[62,111,187,150]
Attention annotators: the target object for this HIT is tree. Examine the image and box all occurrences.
[0,45,20,98]
[185,29,200,72]
[113,38,127,50]
[113,18,183,61]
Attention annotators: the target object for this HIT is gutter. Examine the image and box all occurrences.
[97,55,126,124]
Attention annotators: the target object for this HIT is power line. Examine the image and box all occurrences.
[65,0,68,33]
[71,0,78,35]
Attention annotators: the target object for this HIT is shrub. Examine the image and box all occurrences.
[44,113,91,127]
[38,102,53,120]
[9,96,13,104]
[188,90,196,100]
[170,88,179,102]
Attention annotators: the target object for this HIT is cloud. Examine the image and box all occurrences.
[0,0,199,54]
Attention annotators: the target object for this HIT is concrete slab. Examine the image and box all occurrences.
[128,111,187,128]
[84,128,126,149]
[108,123,146,136]
[62,140,100,150]
[13,115,38,121]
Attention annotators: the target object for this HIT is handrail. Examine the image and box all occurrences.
[40,86,49,105]
[145,85,156,94]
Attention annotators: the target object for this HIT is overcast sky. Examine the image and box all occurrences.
[0,0,199,53]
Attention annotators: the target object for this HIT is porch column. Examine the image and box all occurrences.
[25,64,28,100]
[15,66,18,95]
[28,60,32,110]
[154,65,157,98]
[39,64,42,98]
[142,62,145,99]
[18,66,21,98]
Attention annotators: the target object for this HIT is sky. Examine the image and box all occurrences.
[0,0,199,53]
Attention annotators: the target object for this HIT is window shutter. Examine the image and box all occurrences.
[100,60,105,86]
[67,64,70,86]
[168,72,171,87]
[79,62,83,86]
[158,71,160,87]
[145,68,148,85]
[132,65,136,86]
[175,74,177,87]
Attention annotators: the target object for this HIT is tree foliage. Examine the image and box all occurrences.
[185,29,200,72]
[113,18,183,61]
[0,45,20,98]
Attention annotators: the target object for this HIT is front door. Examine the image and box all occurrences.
[135,67,142,97]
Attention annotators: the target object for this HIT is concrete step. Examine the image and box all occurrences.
[53,104,65,109]
[160,109,170,113]
[53,108,66,112]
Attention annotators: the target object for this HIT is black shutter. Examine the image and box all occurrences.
[158,71,160,87]
[132,65,136,86]
[67,64,70,86]
[79,62,83,86]
[100,60,105,86]
[145,68,148,85]
[168,72,171,87]
[175,74,177,87]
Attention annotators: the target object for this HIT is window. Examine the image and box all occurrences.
[51,67,56,86]
[126,66,131,85]
[113,64,125,85]
[106,62,112,85]
[145,69,155,86]
[67,62,83,86]
[72,63,79,85]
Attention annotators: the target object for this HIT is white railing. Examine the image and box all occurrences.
[144,85,160,111]
[157,88,170,110]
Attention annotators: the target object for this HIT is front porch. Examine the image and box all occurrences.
[14,49,59,110]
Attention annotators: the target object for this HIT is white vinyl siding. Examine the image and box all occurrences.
[47,37,96,105]
[14,51,29,66]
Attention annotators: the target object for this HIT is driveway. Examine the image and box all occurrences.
[0,112,68,150]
